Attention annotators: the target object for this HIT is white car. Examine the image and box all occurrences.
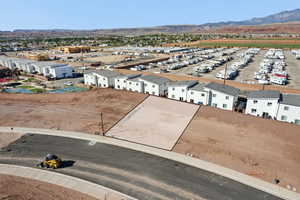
[64,81,73,86]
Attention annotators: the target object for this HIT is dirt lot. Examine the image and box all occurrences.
[173,106,300,191]
[0,175,99,200]
[85,55,127,64]
[0,89,147,134]
[106,96,199,150]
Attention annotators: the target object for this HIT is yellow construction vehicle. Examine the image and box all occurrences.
[37,154,62,169]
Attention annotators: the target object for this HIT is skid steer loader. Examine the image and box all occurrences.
[37,154,62,169]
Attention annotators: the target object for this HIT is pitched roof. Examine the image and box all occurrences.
[247,90,281,99]
[116,74,141,79]
[168,80,198,87]
[94,70,122,77]
[204,82,240,96]
[140,75,170,85]
[280,94,300,107]
[189,83,206,92]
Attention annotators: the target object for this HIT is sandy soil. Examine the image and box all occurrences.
[85,55,127,64]
[0,132,24,148]
[0,174,99,200]
[173,106,300,191]
[0,89,147,134]
[106,96,199,150]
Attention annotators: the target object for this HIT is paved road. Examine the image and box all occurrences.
[0,133,282,200]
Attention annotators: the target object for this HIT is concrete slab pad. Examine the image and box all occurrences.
[106,96,199,150]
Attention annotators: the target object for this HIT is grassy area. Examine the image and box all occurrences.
[18,85,34,89]
[23,78,36,82]
[30,88,46,93]
[194,42,300,49]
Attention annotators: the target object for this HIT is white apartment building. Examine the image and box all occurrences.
[126,77,144,93]
[245,90,280,119]
[114,74,141,90]
[84,70,122,88]
[277,94,300,124]
[204,82,240,111]
[140,75,171,96]
[167,81,198,101]
[187,83,209,105]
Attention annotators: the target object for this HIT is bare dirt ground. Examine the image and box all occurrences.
[85,55,127,64]
[106,96,199,150]
[0,132,24,148]
[173,106,300,191]
[0,174,99,200]
[0,89,147,134]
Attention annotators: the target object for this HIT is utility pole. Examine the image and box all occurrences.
[223,63,228,85]
[100,112,104,136]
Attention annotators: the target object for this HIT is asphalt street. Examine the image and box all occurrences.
[0,134,282,200]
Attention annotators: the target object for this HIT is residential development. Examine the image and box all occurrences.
[84,69,300,125]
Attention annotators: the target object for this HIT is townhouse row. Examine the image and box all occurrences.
[84,70,300,125]
[0,56,74,79]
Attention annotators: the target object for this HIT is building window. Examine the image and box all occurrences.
[172,95,175,98]
[212,93,216,97]
[251,109,257,113]
[284,106,289,111]
[267,102,273,106]
[212,103,217,107]
[225,96,229,100]
[182,89,185,92]
[281,115,288,121]
[129,82,132,85]
[172,88,175,91]
[145,84,147,87]
[223,104,227,108]
[136,83,138,86]
[124,80,126,83]
[253,100,258,104]
[191,92,194,95]
[201,93,205,97]
[117,79,120,82]
[152,85,155,88]
[152,92,155,95]
[103,78,105,80]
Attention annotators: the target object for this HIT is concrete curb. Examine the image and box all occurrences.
[0,164,137,200]
[1,127,300,200]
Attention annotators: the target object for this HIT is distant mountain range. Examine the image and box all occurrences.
[2,9,300,37]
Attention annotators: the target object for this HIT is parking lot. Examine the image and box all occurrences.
[138,48,300,90]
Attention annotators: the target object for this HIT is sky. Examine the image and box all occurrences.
[0,0,299,31]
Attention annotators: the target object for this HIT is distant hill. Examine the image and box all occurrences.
[1,9,300,37]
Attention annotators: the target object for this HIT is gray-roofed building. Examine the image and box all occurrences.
[140,75,171,96]
[204,82,240,97]
[187,83,209,105]
[126,76,144,93]
[84,69,122,88]
[114,73,141,90]
[245,90,281,119]
[167,80,198,101]
[277,94,300,124]
[204,82,240,111]
[247,90,281,99]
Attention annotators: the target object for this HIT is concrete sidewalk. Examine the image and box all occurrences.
[1,126,299,200]
[0,164,136,200]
